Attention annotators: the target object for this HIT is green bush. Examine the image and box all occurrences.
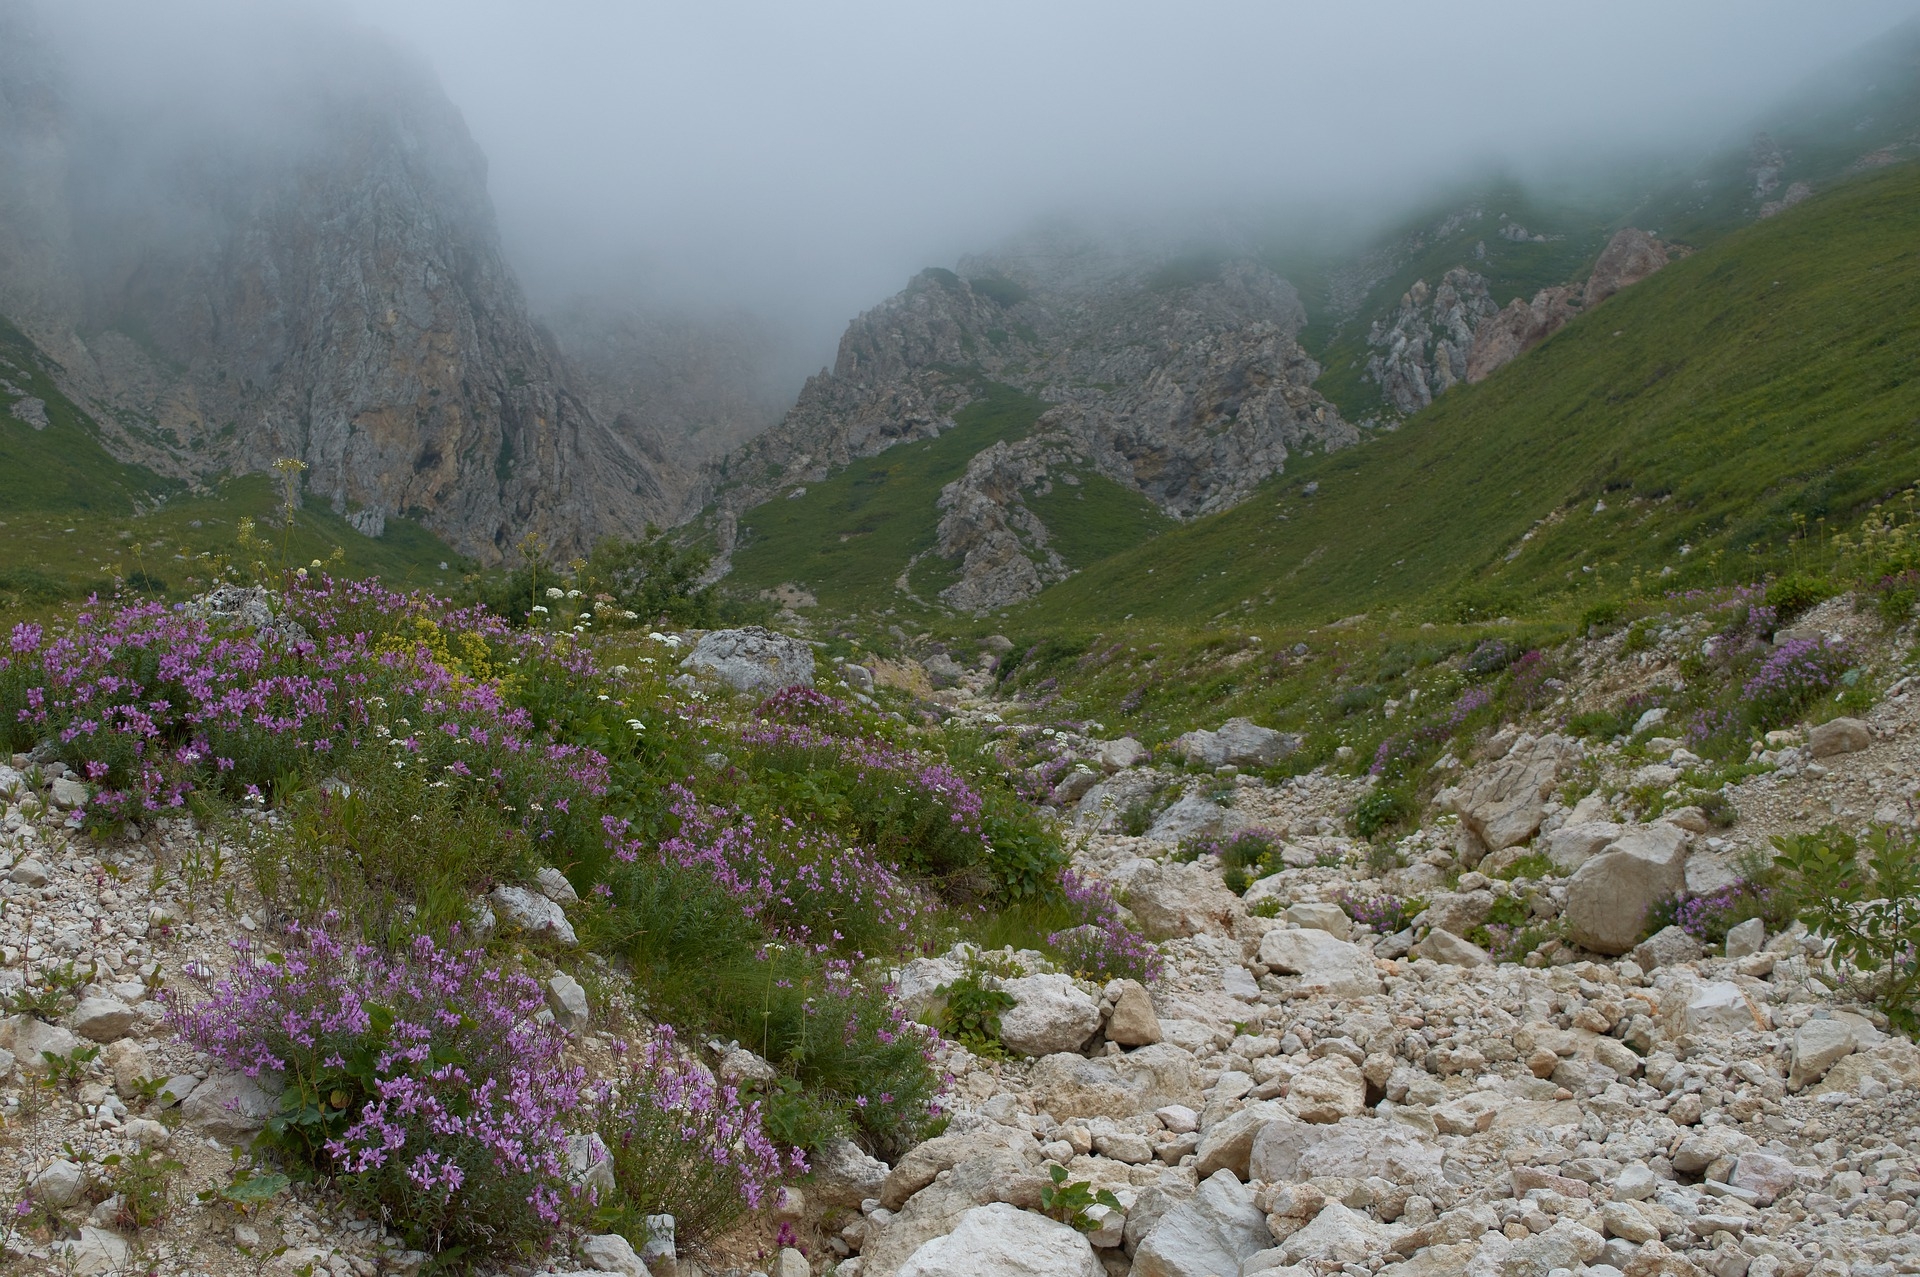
[1351,786,1415,841]
[934,969,1018,1058]
[1773,823,1920,1033]
[1764,572,1834,624]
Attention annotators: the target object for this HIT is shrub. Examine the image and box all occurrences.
[1492,853,1555,882]
[1117,796,1157,837]
[1351,786,1415,841]
[589,1025,804,1249]
[1772,823,1920,1032]
[172,926,585,1261]
[1763,572,1833,624]
[1740,637,1850,731]
[934,969,1017,1057]
[1871,569,1920,627]
[1047,871,1160,984]
[1332,889,1424,935]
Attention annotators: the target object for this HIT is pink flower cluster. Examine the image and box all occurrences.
[172,926,585,1256]
[1049,870,1161,983]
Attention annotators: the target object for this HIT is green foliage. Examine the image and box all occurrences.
[38,1044,101,1090]
[1351,786,1416,841]
[2,960,93,1021]
[96,1148,183,1231]
[1024,164,1920,632]
[1764,572,1834,623]
[1247,897,1284,919]
[1773,823,1920,1032]
[1040,1165,1122,1231]
[474,528,721,629]
[979,789,1069,902]
[1492,853,1556,882]
[1118,797,1157,837]
[728,381,1050,613]
[968,273,1031,308]
[934,969,1018,1057]
[200,1165,292,1217]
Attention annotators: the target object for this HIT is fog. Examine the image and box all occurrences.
[36,1,1920,382]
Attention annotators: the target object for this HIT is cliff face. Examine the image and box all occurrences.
[712,245,1355,611]
[0,1,666,561]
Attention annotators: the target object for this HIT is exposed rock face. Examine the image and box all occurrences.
[711,244,1354,609]
[1364,268,1499,415]
[1465,228,1674,384]
[0,4,666,562]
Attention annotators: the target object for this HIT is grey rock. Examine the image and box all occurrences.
[1723,916,1766,958]
[1547,821,1622,874]
[1144,792,1246,845]
[1250,1116,1445,1190]
[1789,1015,1880,1089]
[488,884,578,945]
[894,1202,1102,1277]
[31,1158,86,1208]
[68,995,138,1043]
[1410,927,1490,967]
[535,866,579,903]
[1122,859,1238,940]
[1631,925,1703,971]
[997,974,1102,1057]
[1277,1202,1395,1265]
[1093,737,1149,770]
[1564,823,1689,955]
[580,1232,649,1277]
[1131,1169,1269,1277]
[812,1136,891,1209]
[1284,901,1350,939]
[48,775,89,809]
[1174,718,1298,769]
[50,1226,130,1277]
[1257,928,1382,998]
[1193,1099,1286,1180]
[9,859,48,887]
[1807,717,1870,758]
[679,627,815,694]
[181,1070,280,1140]
[1442,733,1579,851]
[1105,980,1162,1047]
[547,972,590,1029]
[1029,1042,1202,1120]
[5,1015,79,1070]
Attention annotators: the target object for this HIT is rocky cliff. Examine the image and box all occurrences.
[713,244,1354,612]
[0,1,670,562]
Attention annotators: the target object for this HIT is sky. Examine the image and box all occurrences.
[51,1,1920,378]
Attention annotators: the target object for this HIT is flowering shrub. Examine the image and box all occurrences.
[0,579,606,833]
[1740,636,1850,730]
[755,685,857,730]
[1333,888,1426,935]
[606,785,927,958]
[590,1025,804,1248]
[1049,871,1160,984]
[172,926,583,1259]
[1670,879,1792,945]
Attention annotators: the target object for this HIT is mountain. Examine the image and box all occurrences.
[1016,160,1920,630]
[0,1,676,563]
[714,235,1354,614]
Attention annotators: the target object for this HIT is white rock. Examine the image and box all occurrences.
[1123,859,1239,939]
[547,972,590,1029]
[580,1232,649,1276]
[1194,1099,1286,1179]
[1564,823,1689,955]
[69,995,137,1043]
[1257,928,1382,998]
[1144,792,1247,846]
[48,775,89,809]
[6,1014,79,1069]
[1174,718,1297,768]
[1807,717,1870,758]
[1789,1015,1880,1089]
[1410,927,1491,967]
[679,626,815,694]
[1284,902,1351,939]
[1547,821,1622,874]
[1131,1169,1270,1277]
[998,975,1102,1057]
[51,1226,129,1276]
[488,884,577,945]
[1681,981,1765,1036]
[894,1203,1103,1277]
[535,866,579,903]
[32,1158,86,1207]
[182,1070,280,1140]
[1278,1202,1394,1265]
[1723,916,1766,959]
[895,957,964,1021]
[1250,1116,1446,1190]
[1094,738,1150,770]
[9,858,48,886]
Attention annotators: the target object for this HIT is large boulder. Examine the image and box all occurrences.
[1808,716,1871,758]
[1250,1116,1446,1190]
[895,1203,1103,1277]
[488,885,578,945]
[1789,1014,1882,1090]
[881,1126,1041,1211]
[1029,1043,1202,1120]
[1194,1100,1287,1180]
[1547,821,1622,874]
[181,1070,281,1141]
[679,627,815,694]
[1106,980,1162,1047]
[864,1152,1053,1277]
[1441,734,1580,852]
[1257,928,1382,998]
[997,975,1102,1058]
[1283,1055,1367,1124]
[1131,1170,1270,1277]
[812,1137,891,1209]
[1122,860,1240,940]
[1144,792,1246,845]
[1094,737,1150,770]
[1174,719,1298,769]
[1563,823,1689,955]
[1276,1202,1396,1265]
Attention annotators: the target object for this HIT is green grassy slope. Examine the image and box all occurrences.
[727,382,1050,613]
[1017,162,1920,631]
[0,321,468,614]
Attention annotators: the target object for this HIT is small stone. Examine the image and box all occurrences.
[580,1232,649,1276]
[547,972,590,1029]
[1601,1201,1659,1243]
[1155,1104,1200,1134]
[488,884,577,945]
[51,1226,129,1276]
[777,1247,810,1277]
[1631,925,1703,971]
[534,866,579,903]
[32,1157,86,1208]
[48,776,89,809]
[1285,902,1351,939]
[1106,980,1162,1047]
[124,1118,170,1149]
[1729,1151,1797,1205]
[1722,917,1765,959]
[1410,927,1491,967]
[9,859,48,887]
[69,995,138,1043]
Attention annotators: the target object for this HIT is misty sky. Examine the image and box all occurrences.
[94,1,1920,374]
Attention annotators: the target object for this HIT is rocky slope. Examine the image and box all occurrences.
[714,243,1354,612]
[0,1,677,563]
